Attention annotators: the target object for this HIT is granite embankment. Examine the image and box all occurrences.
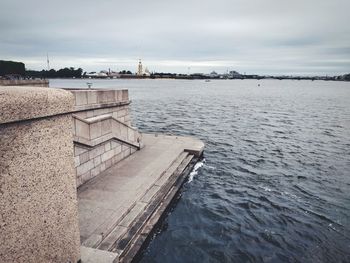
[0,86,204,263]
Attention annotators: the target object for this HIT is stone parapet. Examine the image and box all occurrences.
[0,86,204,263]
[0,86,74,124]
[68,89,129,112]
[0,79,49,87]
[0,86,80,263]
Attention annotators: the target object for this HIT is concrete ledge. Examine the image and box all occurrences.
[0,86,74,124]
[74,134,141,149]
[152,134,205,157]
[67,89,129,108]
[73,101,130,112]
[0,79,49,87]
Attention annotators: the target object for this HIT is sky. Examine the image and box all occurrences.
[1,0,349,75]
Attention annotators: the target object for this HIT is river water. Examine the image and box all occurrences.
[52,79,350,263]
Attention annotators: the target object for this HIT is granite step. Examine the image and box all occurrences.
[96,152,190,251]
[118,154,195,263]
[108,154,194,260]
[79,134,205,263]
[80,151,189,249]
[73,113,142,149]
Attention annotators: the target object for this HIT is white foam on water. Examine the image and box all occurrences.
[262,186,272,192]
[188,160,205,183]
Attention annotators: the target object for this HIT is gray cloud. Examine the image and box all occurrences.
[1,0,349,75]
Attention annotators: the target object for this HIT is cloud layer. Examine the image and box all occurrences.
[1,0,349,75]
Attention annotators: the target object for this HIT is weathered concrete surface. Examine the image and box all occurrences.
[0,87,80,263]
[79,133,204,262]
[0,86,74,124]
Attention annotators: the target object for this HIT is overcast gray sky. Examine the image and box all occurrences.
[1,0,349,75]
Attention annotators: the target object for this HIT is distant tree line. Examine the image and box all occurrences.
[26,67,83,78]
[341,74,350,81]
[118,70,132,74]
[1,59,350,81]
[0,60,25,76]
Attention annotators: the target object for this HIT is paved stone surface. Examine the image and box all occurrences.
[140,185,161,203]
[78,133,204,262]
[116,153,195,263]
[81,246,118,263]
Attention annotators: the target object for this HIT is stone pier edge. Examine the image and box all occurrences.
[121,156,203,263]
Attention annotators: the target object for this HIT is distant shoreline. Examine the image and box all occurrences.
[46,76,349,82]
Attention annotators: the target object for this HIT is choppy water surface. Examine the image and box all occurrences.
[52,79,350,262]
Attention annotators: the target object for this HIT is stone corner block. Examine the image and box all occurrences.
[0,86,74,124]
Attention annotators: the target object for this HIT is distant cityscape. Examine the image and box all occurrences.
[1,59,349,82]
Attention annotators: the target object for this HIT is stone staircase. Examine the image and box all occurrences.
[68,89,144,187]
[73,114,142,149]
[67,89,205,263]
[97,153,194,259]
[78,134,204,263]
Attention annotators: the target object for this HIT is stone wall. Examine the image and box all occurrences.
[0,86,80,263]
[0,79,49,87]
[67,89,143,187]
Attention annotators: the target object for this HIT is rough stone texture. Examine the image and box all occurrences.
[0,86,74,124]
[0,88,80,263]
